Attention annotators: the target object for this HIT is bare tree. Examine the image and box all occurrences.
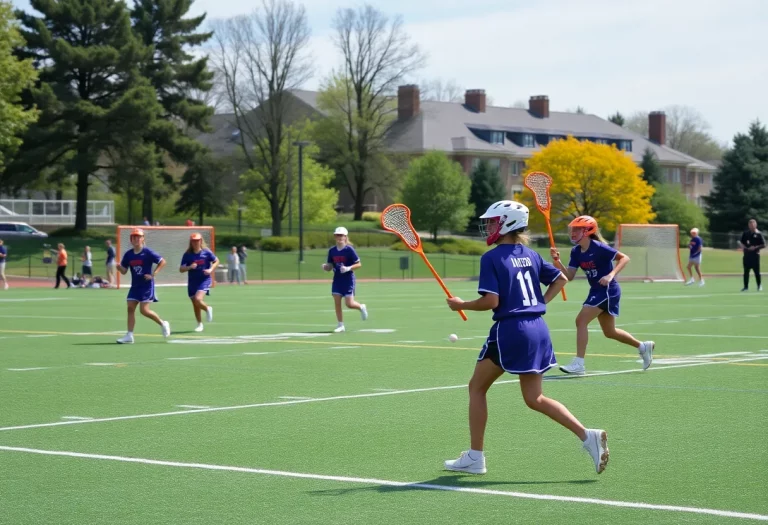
[325,4,426,220]
[420,78,463,102]
[185,69,231,116]
[208,0,312,235]
[511,99,527,109]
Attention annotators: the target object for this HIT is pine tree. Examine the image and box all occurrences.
[705,121,768,233]
[131,0,214,223]
[469,159,505,225]
[10,0,162,230]
[175,152,225,225]
[608,112,625,127]
[640,148,664,186]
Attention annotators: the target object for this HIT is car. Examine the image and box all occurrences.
[0,222,49,238]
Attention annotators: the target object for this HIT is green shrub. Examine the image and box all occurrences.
[47,227,112,239]
[260,236,299,252]
[390,240,440,253]
[362,211,382,223]
[436,238,487,255]
[216,234,259,250]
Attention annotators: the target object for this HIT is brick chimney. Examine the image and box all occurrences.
[529,95,549,118]
[649,111,666,145]
[397,85,420,121]
[464,89,486,113]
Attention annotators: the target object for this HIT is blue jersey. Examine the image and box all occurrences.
[120,247,163,289]
[181,249,218,286]
[0,245,6,262]
[689,236,703,257]
[568,240,618,288]
[477,244,562,321]
[327,245,359,282]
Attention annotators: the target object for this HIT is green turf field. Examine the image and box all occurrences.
[1,278,767,524]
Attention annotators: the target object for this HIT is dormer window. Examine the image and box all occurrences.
[521,134,535,147]
[490,131,504,144]
[619,140,632,152]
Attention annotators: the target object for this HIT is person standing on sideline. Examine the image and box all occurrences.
[54,243,71,289]
[143,217,150,226]
[81,246,93,284]
[105,240,117,287]
[740,219,765,291]
[0,239,8,290]
[685,228,705,287]
[237,245,248,284]
[227,246,241,284]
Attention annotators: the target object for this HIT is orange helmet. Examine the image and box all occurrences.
[568,215,598,236]
[130,228,145,237]
[190,232,203,241]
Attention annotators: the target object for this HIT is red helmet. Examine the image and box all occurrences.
[568,216,598,236]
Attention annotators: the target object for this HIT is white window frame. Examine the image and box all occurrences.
[490,131,504,144]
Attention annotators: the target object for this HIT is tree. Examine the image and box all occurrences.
[420,78,463,102]
[9,0,162,230]
[175,151,226,225]
[400,151,473,240]
[705,121,768,233]
[625,106,725,160]
[608,112,625,127]
[469,159,505,226]
[651,183,708,235]
[0,1,38,174]
[241,123,338,226]
[519,136,655,233]
[209,0,312,236]
[326,4,425,220]
[639,147,664,185]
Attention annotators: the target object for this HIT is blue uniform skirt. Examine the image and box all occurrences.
[188,278,212,298]
[127,282,157,303]
[583,283,621,317]
[478,316,557,375]
[331,275,355,297]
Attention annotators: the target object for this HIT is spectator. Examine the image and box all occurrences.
[0,239,8,290]
[105,240,117,287]
[82,246,93,285]
[740,219,765,292]
[237,245,248,284]
[227,246,241,284]
[54,243,71,289]
[143,216,151,226]
[186,218,194,227]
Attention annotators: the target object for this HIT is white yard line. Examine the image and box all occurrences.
[1,355,765,433]
[60,416,93,421]
[7,367,50,371]
[175,405,210,410]
[0,446,764,521]
[278,396,313,400]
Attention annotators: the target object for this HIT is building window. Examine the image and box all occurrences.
[687,172,695,184]
[698,173,707,184]
[490,131,504,144]
[472,158,481,171]
[697,196,704,207]
[488,158,501,172]
[619,140,632,151]
[510,160,522,177]
[521,134,535,147]
[594,138,609,145]
[666,167,681,183]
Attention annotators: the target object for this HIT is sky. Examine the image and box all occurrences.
[11,0,768,145]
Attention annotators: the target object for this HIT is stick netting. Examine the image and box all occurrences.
[381,205,420,250]
[116,226,215,288]
[615,224,684,282]
[524,172,552,211]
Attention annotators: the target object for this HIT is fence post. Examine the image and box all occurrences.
[410,251,414,279]
[298,251,301,281]
[28,255,31,278]
[472,256,476,279]
[260,249,264,281]
[443,253,447,278]
[379,252,382,280]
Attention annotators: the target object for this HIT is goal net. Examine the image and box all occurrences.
[615,224,684,282]
[116,226,216,289]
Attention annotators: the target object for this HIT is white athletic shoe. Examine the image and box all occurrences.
[3,283,8,290]
[582,429,609,474]
[685,278,695,286]
[560,359,586,375]
[698,280,705,287]
[334,324,345,333]
[360,304,368,321]
[640,341,654,370]
[161,321,171,338]
[206,307,213,323]
[444,451,487,474]
[194,323,204,333]
[760,285,764,292]
[116,333,134,344]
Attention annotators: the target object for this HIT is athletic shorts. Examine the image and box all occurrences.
[188,278,212,298]
[689,255,702,265]
[584,285,620,317]
[127,283,157,303]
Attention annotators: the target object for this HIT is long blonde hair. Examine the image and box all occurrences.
[502,231,529,245]
[589,231,608,244]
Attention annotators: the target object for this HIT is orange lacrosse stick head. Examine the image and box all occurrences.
[523,171,553,220]
[380,204,423,253]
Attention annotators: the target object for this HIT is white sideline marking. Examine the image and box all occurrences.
[166,357,200,361]
[61,416,93,421]
[0,298,68,303]
[278,396,313,400]
[7,367,49,371]
[176,405,210,410]
[630,333,768,340]
[27,334,55,338]
[0,446,765,521]
[329,346,360,349]
[1,355,766,433]
[396,341,425,344]
[358,329,396,333]
[85,363,121,367]
[698,352,753,357]
[242,352,270,356]
[372,389,398,392]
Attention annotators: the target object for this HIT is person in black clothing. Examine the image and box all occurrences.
[740,219,765,291]
[237,245,248,284]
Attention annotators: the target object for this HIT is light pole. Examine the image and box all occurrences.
[293,140,310,263]
[237,191,244,234]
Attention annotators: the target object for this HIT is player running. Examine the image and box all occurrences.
[550,215,653,375]
[685,227,704,286]
[180,233,219,332]
[444,201,608,476]
[115,229,171,344]
[322,226,368,333]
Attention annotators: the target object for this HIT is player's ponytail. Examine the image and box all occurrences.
[589,230,608,244]
[506,228,529,245]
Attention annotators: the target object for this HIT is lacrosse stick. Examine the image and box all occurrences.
[380,204,467,321]
[524,171,567,301]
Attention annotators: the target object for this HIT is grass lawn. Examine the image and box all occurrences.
[0,278,766,524]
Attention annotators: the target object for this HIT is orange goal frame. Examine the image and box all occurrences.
[115,226,216,289]
[615,224,685,282]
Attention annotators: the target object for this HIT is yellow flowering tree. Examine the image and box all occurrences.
[518,136,655,234]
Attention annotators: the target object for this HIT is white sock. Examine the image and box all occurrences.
[573,357,584,365]
[468,449,484,460]
[127,331,133,337]
[337,322,344,326]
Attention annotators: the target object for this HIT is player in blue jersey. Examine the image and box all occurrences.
[685,227,704,287]
[322,226,368,333]
[0,239,8,290]
[444,201,608,476]
[550,216,654,375]
[115,229,171,344]
[180,233,219,332]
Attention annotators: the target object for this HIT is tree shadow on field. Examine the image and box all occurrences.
[308,474,596,498]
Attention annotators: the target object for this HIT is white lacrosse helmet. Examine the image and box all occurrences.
[479,200,529,245]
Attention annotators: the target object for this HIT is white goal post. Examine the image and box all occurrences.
[116,226,216,289]
[615,224,685,282]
